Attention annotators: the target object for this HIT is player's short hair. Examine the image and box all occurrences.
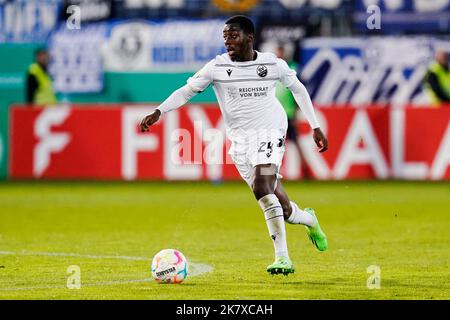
[34,47,48,57]
[225,15,255,35]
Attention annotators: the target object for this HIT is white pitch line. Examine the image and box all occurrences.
[0,251,213,291]
[0,250,149,261]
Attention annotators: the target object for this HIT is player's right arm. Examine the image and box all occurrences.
[140,60,214,132]
[139,84,198,132]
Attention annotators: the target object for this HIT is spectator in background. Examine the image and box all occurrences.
[424,50,450,106]
[275,44,309,178]
[26,48,57,106]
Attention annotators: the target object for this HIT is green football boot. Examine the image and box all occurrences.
[266,256,295,276]
[304,208,328,252]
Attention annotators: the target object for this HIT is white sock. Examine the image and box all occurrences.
[258,194,289,259]
[286,201,316,227]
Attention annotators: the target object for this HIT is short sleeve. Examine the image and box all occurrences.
[277,58,297,88]
[187,59,214,93]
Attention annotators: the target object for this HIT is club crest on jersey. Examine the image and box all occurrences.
[256,65,268,78]
[226,69,233,76]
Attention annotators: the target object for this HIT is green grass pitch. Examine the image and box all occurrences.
[0,181,449,300]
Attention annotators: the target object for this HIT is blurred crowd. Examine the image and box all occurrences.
[0,0,449,107]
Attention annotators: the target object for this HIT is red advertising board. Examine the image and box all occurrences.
[9,104,450,180]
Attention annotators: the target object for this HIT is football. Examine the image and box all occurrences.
[151,249,189,284]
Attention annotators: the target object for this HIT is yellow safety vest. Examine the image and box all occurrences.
[28,63,57,106]
[424,62,450,106]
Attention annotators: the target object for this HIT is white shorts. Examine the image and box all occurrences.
[228,129,286,188]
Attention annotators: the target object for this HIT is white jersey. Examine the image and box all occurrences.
[187,51,297,141]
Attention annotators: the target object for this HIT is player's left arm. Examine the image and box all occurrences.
[278,59,328,153]
[288,79,328,153]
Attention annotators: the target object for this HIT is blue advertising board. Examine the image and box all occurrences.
[300,37,450,105]
[0,0,61,43]
[354,0,450,33]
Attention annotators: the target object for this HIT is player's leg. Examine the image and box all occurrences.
[252,164,294,275]
[274,181,313,224]
[230,131,294,275]
[274,180,328,252]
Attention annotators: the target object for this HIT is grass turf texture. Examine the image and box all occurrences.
[0,181,448,300]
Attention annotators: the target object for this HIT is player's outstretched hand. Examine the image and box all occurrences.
[313,128,328,153]
[140,109,161,132]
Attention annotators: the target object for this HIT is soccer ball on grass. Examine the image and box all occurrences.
[151,249,188,284]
